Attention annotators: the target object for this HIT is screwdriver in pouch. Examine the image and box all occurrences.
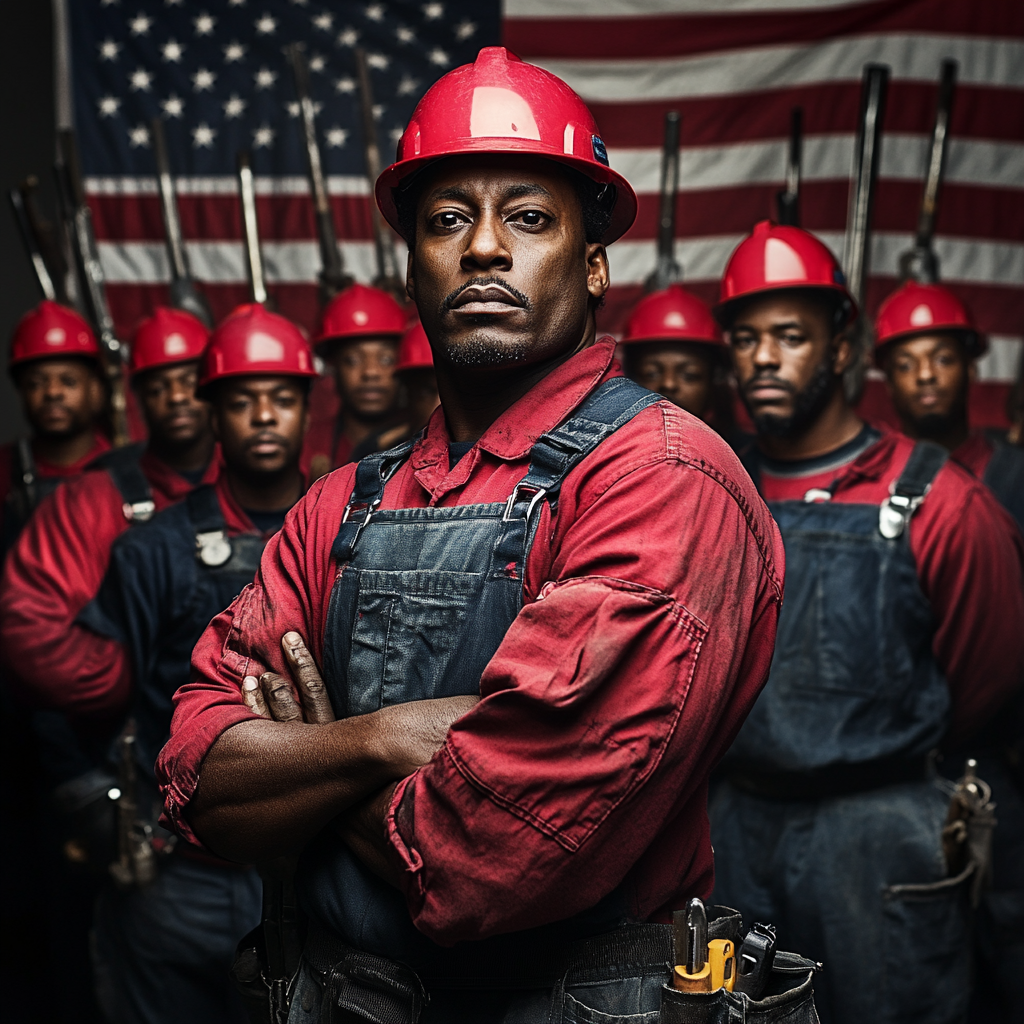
[672,898,712,992]
[733,922,776,1000]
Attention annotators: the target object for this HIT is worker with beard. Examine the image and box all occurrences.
[876,282,1024,1020]
[32,304,313,1024]
[305,283,407,474]
[708,221,1024,1024]
[876,280,1024,530]
[1,301,110,551]
[154,48,784,1023]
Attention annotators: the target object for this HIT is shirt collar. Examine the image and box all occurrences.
[412,338,619,468]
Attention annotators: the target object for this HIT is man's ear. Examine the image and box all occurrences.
[88,374,106,415]
[586,243,610,303]
[208,404,222,442]
[405,249,415,304]
[831,330,856,376]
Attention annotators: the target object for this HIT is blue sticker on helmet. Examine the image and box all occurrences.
[833,268,847,286]
[592,136,609,166]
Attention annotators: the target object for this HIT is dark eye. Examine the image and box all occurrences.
[433,211,463,230]
[514,210,547,227]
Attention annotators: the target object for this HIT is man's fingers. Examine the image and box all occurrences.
[259,671,304,723]
[282,631,335,725]
[242,675,270,718]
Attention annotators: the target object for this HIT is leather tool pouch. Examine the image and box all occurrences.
[325,952,427,1024]
[660,950,820,1024]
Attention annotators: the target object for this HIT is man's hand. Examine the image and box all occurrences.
[189,630,478,863]
[241,631,335,725]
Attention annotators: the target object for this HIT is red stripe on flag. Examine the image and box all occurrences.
[504,0,1023,60]
[585,83,1024,147]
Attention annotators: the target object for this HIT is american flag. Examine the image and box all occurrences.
[70,0,1022,424]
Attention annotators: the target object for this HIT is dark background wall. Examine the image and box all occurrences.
[1,0,55,443]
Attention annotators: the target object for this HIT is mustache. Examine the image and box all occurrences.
[244,431,289,449]
[439,276,531,315]
[742,372,795,396]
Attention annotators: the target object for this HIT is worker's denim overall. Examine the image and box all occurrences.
[710,441,974,1024]
[85,484,265,1024]
[288,378,673,1023]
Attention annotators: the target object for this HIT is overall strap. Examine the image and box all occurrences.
[13,437,38,511]
[878,440,948,539]
[493,377,662,568]
[185,485,233,567]
[92,442,155,523]
[331,438,418,562]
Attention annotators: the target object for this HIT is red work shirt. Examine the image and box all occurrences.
[157,339,785,945]
[0,431,111,508]
[0,449,220,719]
[950,431,996,480]
[758,426,1024,747]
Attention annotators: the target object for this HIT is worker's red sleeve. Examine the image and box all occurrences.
[157,473,344,842]
[910,464,1024,747]
[0,471,132,718]
[386,454,782,944]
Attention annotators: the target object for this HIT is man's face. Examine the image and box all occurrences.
[408,155,608,371]
[210,376,308,478]
[134,361,211,447]
[627,342,715,419]
[884,332,970,432]
[16,358,105,439]
[728,293,846,437]
[330,337,399,420]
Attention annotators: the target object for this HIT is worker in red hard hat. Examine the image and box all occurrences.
[1,301,111,550]
[350,320,441,461]
[620,284,734,436]
[305,283,407,474]
[156,47,784,1022]
[876,280,1024,1021]
[19,303,312,1024]
[708,221,1024,1024]
[875,280,1023,531]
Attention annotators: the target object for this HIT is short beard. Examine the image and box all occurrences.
[441,334,533,367]
[910,409,963,442]
[748,357,837,439]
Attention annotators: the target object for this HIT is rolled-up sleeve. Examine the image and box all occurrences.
[386,452,783,944]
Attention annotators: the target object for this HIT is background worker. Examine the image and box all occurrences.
[350,319,440,460]
[875,279,1024,1021]
[708,220,1024,1024]
[23,303,313,1024]
[0,305,216,1023]
[155,48,784,1023]
[303,283,407,474]
[1,300,110,551]
[876,279,1024,530]
[620,283,735,438]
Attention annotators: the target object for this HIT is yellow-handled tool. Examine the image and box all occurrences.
[672,899,712,992]
[708,938,736,992]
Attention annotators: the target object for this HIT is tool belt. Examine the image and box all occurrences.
[728,753,932,802]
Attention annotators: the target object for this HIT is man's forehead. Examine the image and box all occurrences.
[890,331,965,358]
[416,155,575,203]
[731,294,828,330]
[222,375,302,394]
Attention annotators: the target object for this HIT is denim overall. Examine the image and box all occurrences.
[289,378,676,1024]
[85,483,266,1024]
[710,441,974,1024]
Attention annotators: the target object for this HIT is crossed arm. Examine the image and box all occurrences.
[187,631,476,877]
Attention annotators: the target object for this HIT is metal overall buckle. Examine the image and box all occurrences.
[502,483,547,523]
[878,482,929,540]
[123,499,156,523]
[340,499,378,526]
[196,529,232,566]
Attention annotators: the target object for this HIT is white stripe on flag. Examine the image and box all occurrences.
[85,175,372,197]
[504,0,882,15]
[978,337,1023,383]
[536,35,1024,99]
[610,136,1024,193]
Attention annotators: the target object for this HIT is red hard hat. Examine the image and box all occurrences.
[314,284,407,352]
[622,285,724,348]
[395,321,433,373]
[375,46,637,245]
[874,281,985,358]
[198,303,317,393]
[715,220,855,325]
[9,300,101,370]
[129,307,210,376]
